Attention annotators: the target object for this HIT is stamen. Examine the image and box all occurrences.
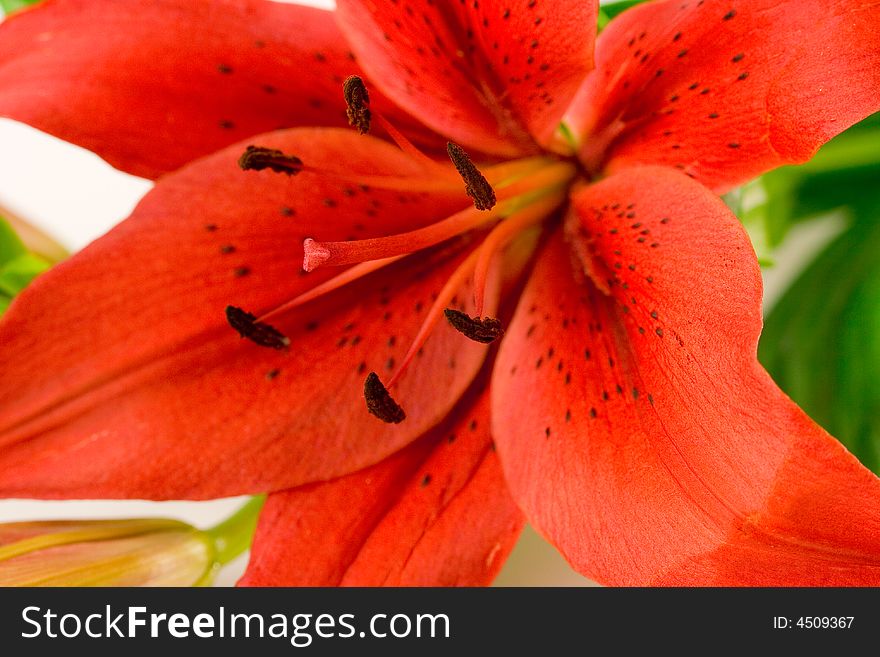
[376,114,455,176]
[384,247,481,390]
[446,142,497,211]
[443,309,504,343]
[300,167,461,193]
[239,152,558,197]
[472,189,567,316]
[257,255,406,325]
[238,146,303,175]
[364,372,406,423]
[364,191,564,420]
[225,306,290,349]
[343,75,372,134]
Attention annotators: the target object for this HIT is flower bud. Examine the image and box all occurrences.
[0,518,216,586]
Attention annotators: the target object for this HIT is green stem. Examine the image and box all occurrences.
[205,496,265,565]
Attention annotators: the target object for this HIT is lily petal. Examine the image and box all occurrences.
[0,128,491,499]
[336,0,598,156]
[572,0,880,192]
[492,166,880,585]
[240,389,524,586]
[0,0,432,179]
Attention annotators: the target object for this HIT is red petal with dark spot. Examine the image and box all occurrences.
[0,129,491,499]
[571,0,880,192]
[239,390,524,586]
[336,0,598,156]
[492,166,880,585]
[0,0,434,179]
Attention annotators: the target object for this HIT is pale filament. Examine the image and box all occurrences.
[472,187,568,317]
[256,255,406,325]
[385,190,568,389]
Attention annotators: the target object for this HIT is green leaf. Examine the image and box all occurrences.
[0,251,50,297]
[744,112,880,247]
[0,216,51,315]
[601,0,645,20]
[0,0,41,13]
[0,216,26,266]
[598,0,646,31]
[759,205,880,473]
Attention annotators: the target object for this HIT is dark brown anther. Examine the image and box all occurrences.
[238,145,303,175]
[444,309,504,343]
[225,305,290,349]
[446,142,496,211]
[364,372,406,424]
[343,75,372,134]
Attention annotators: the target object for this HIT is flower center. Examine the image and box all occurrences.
[227,76,576,424]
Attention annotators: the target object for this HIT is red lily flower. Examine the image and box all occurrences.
[0,0,879,586]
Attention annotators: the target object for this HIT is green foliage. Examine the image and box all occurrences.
[760,207,880,473]
[598,0,645,30]
[0,0,41,14]
[755,113,880,472]
[743,112,880,248]
[0,216,50,315]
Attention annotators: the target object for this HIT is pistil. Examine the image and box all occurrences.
[302,161,576,272]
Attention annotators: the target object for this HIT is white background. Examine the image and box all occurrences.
[0,0,839,586]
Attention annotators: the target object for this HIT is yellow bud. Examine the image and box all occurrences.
[0,518,216,587]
